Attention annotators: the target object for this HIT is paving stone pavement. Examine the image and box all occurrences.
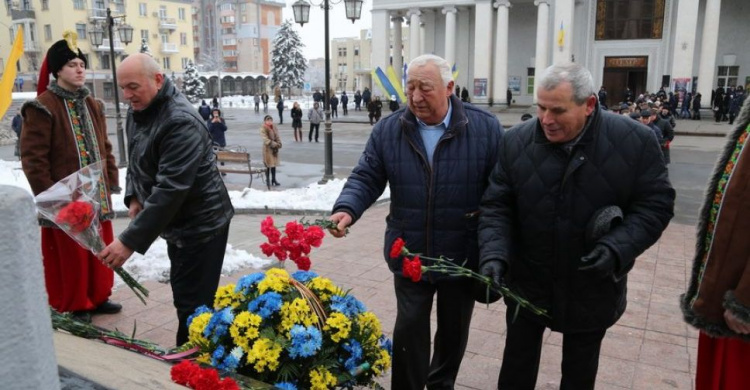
[95,204,698,390]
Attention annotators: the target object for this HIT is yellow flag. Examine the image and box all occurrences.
[0,27,24,119]
[557,21,565,48]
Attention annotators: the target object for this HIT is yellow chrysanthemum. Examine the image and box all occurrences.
[307,277,343,302]
[324,312,351,343]
[258,269,290,294]
[214,283,241,309]
[310,366,337,390]
[356,311,382,345]
[230,311,262,350]
[196,352,212,365]
[246,337,282,372]
[280,298,318,334]
[187,312,212,344]
[371,349,392,375]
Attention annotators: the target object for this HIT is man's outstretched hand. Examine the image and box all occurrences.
[328,211,353,238]
[479,260,506,288]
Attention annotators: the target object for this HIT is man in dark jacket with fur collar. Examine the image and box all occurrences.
[97,53,234,346]
[478,62,674,389]
[329,54,503,389]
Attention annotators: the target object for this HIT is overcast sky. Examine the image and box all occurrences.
[281,0,373,60]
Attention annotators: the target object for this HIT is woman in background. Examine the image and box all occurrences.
[291,102,303,142]
[260,115,282,189]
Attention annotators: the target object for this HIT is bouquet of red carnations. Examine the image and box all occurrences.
[34,162,149,304]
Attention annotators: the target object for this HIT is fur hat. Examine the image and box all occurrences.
[46,31,88,78]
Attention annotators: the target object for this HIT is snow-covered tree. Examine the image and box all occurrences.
[270,20,306,93]
[139,38,150,54]
[182,61,205,103]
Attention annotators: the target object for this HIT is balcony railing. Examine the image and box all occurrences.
[159,17,177,30]
[161,42,178,53]
[24,40,40,52]
[88,8,107,20]
[92,38,125,52]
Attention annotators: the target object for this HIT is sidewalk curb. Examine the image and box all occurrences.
[112,198,391,219]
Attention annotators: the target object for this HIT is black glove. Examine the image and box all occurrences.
[475,260,506,304]
[578,244,617,279]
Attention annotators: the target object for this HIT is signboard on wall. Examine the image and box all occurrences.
[508,76,521,93]
[604,56,648,68]
[473,78,488,98]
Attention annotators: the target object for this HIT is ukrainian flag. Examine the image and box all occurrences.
[0,27,24,119]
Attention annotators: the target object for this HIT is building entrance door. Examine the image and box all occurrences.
[603,56,648,104]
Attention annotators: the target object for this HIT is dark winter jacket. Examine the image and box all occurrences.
[478,106,675,332]
[354,92,362,105]
[362,89,371,104]
[330,96,339,108]
[333,95,504,278]
[198,104,211,121]
[653,115,674,163]
[389,100,399,112]
[341,94,348,105]
[11,113,22,136]
[729,92,745,115]
[121,78,234,253]
[207,117,227,147]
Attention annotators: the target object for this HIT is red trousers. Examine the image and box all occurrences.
[696,332,750,390]
[41,220,114,312]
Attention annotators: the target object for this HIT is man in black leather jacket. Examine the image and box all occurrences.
[97,53,234,346]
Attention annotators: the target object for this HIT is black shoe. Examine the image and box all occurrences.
[315,140,319,142]
[93,300,122,314]
[273,181,281,186]
[70,311,92,323]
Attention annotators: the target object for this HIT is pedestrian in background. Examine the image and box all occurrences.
[682,94,750,390]
[368,96,382,125]
[354,90,362,111]
[389,95,399,112]
[308,101,324,142]
[261,92,269,113]
[276,96,285,125]
[478,62,674,390]
[253,94,260,113]
[341,91,349,115]
[12,108,22,159]
[207,108,227,149]
[260,114,282,189]
[330,93,339,118]
[98,53,234,346]
[198,99,211,121]
[291,101,303,142]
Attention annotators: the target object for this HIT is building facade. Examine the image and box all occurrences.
[1,0,194,101]
[371,0,749,106]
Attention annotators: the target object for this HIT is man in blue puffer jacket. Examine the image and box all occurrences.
[329,54,503,389]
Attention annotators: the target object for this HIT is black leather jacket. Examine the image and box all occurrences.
[121,78,234,253]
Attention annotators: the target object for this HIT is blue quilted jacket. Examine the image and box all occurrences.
[333,95,503,279]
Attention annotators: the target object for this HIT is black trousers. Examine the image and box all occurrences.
[309,123,320,141]
[278,109,284,124]
[392,276,474,390]
[342,105,348,115]
[498,309,607,390]
[168,224,229,346]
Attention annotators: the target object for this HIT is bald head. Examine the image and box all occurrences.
[117,53,165,111]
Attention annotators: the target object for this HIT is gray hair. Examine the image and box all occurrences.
[408,54,453,87]
[538,62,596,104]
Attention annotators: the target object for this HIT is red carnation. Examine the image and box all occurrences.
[299,240,311,255]
[218,378,240,390]
[273,246,288,261]
[260,242,276,257]
[55,201,95,233]
[402,255,423,282]
[390,238,407,259]
[304,225,325,247]
[295,256,311,271]
[170,360,197,385]
[284,221,305,240]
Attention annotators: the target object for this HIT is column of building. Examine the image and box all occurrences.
[551,0,574,64]
[371,9,391,97]
[392,16,404,82]
[407,8,421,62]
[696,0,722,100]
[533,0,550,103]
[472,0,494,103]
[492,1,510,105]
[443,6,457,69]
[670,0,699,93]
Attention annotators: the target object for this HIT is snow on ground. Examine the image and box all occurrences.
[0,160,390,285]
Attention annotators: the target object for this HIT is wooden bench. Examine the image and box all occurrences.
[215,147,267,188]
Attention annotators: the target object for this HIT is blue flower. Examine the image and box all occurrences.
[211,345,243,372]
[186,305,212,327]
[274,382,297,390]
[203,307,234,343]
[330,295,366,318]
[248,292,283,319]
[342,339,363,372]
[290,270,318,283]
[288,325,322,358]
[235,272,266,294]
[379,335,393,356]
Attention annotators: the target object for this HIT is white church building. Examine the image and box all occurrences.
[370,0,748,106]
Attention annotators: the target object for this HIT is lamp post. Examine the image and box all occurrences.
[89,8,133,167]
[292,0,363,183]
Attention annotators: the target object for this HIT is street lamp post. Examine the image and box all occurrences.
[292,0,363,183]
[89,8,133,167]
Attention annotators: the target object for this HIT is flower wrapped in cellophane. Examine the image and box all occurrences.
[186,268,392,389]
[34,162,149,304]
